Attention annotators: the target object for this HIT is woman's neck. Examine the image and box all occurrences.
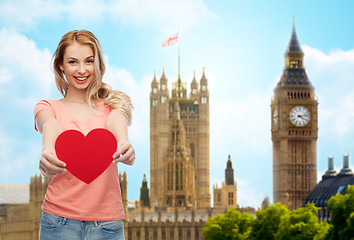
[63,87,88,104]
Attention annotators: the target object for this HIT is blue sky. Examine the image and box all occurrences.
[1,0,354,208]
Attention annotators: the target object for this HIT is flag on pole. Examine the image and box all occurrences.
[161,32,179,47]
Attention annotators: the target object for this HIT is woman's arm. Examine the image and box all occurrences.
[35,110,66,177]
[105,108,135,165]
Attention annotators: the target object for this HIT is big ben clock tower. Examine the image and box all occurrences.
[271,22,318,210]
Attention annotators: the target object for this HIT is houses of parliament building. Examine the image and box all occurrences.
[0,23,319,240]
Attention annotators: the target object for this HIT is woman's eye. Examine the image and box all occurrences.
[69,61,76,64]
[86,59,94,64]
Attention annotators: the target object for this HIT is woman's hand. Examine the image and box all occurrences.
[39,148,66,178]
[112,141,135,165]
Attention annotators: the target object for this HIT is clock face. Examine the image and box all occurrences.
[289,106,310,127]
[272,107,278,127]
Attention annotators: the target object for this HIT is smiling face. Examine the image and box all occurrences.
[60,42,95,91]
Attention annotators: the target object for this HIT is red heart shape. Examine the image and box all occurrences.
[55,128,117,184]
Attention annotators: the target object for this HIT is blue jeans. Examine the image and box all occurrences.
[39,211,125,240]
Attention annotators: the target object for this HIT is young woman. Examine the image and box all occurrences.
[34,30,134,239]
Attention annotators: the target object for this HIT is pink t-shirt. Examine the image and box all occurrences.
[34,99,124,221]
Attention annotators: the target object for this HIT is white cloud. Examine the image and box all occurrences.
[0,128,40,182]
[0,68,12,83]
[0,28,54,101]
[111,0,215,31]
[0,0,63,29]
[210,91,272,156]
[303,45,354,141]
[237,178,265,209]
[0,0,214,31]
[103,61,151,144]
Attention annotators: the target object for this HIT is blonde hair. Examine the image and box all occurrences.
[52,30,133,125]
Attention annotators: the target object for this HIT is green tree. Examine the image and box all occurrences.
[249,202,290,240]
[203,208,254,240]
[325,185,354,240]
[275,203,330,240]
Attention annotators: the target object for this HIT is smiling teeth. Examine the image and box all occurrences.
[76,77,88,81]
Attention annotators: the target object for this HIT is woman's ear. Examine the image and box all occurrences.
[59,65,65,74]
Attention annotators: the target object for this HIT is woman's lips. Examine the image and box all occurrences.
[74,76,89,84]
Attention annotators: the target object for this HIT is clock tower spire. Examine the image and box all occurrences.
[271,21,318,210]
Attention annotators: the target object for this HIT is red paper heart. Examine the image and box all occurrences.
[55,128,117,184]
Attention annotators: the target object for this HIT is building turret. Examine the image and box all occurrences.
[200,67,208,92]
[160,66,168,87]
[275,22,313,90]
[225,155,234,185]
[338,154,353,176]
[171,73,187,98]
[151,70,159,92]
[190,70,199,97]
[322,156,337,180]
[261,196,270,210]
[140,174,150,208]
[119,171,128,217]
[213,155,237,210]
[159,66,169,105]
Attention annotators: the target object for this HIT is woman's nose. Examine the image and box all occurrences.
[78,64,86,74]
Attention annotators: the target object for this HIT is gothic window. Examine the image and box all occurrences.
[161,84,166,90]
[180,163,183,190]
[228,192,234,205]
[170,230,174,240]
[153,88,157,93]
[152,99,157,107]
[192,89,197,94]
[201,97,207,104]
[161,96,166,103]
[202,85,206,91]
[176,163,179,190]
[167,164,170,190]
[190,144,195,158]
[290,60,299,68]
[167,163,173,191]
